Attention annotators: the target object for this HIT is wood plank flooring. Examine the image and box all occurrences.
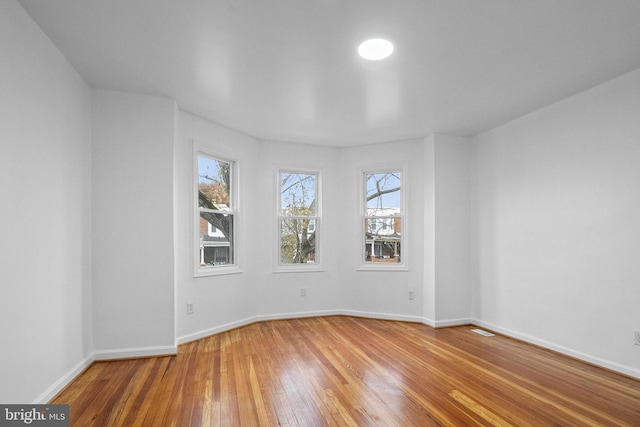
[51,316,640,426]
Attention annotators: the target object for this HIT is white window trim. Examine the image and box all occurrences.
[194,143,242,277]
[358,164,408,271]
[275,167,323,273]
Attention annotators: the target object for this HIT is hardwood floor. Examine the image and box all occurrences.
[51,316,640,426]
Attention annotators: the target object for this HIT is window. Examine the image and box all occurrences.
[196,153,237,275]
[363,171,403,267]
[278,170,319,268]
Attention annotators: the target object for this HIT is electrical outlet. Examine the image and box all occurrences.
[187,303,194,314]
[634,330,640,346]
[300,288,307,297]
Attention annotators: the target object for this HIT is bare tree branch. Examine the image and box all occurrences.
[367,186,400,202]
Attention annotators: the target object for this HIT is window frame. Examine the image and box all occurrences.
[194,148,241,277]
[275,168,323,273]
[358,165,407,271]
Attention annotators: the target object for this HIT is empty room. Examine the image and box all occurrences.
[2,0,639,425]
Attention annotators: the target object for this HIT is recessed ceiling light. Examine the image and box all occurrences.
[358,38,394,60]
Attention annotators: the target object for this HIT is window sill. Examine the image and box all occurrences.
[194,265,243,278]
[274,265,325,273]
[357,263,408,272]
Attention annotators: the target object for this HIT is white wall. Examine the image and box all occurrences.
[175,128,433,342]
[0,0,92,403]
[340,140,426,321]
[174,130,473,341]
[433,135,472,324]
[175,112,260,342]
[8,0,640,402]
[91,90,176,357]
[472,68,640,376]
[423,138,437,323]
[253,140,344,318]
[421,134,472,327]
[423,135,472,326]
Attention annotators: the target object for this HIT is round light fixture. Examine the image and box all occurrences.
[358,38,394,60]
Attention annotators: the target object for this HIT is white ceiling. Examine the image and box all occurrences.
[18,0,640,147]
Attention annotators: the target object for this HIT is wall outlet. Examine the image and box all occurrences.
[634,330,640,346]
[408,290,415,300]
[300,288,307,297]
[187,303,194,314]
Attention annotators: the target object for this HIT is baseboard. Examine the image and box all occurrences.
[177,310,345,345]
[177,309,429,345]
[341,309,426,324]
[255,309,343,323]
[93,345,177,361]
[38,314,639,405]
[339,312,470,329]
[433,317,473,328]
[177,316,259,345]
[180,311,639,380]
[472,319,640,380]
[95,315,640,383]
[37,345,177,403]
[34,353,95,404]
[176,310,473,346]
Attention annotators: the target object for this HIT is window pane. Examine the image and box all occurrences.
[280,172,316,216]
[364,171,402,265]
[198,156,231,210]
[280,218,316,264]
[365,172,401,212]
[364,218,401,263]
[199,212,234,266]
[365,217,400,236]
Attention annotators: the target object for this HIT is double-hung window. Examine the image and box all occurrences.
[278,170,320,269]
[196,153,237,275]
[362,170,404,268]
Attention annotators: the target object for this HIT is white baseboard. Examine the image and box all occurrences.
[28,313,475,405]
[176,311,474,346]
[37,345,176,403]
[176,309,426,345]
[34,353,95,404]
[177,316,259,345]
[177,310,344,345]
[256,310,342,322]
[94,345,177,361]
[339,312,471,329]
[37,314,639,405]
[255,309,343,323]
[434,317,473,328]
[472,319,640,380]
[179,313,640,380]
[342,309,426,324]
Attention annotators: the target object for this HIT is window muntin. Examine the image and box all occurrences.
[364,171,402,264]
[278,171,319,266]
[197,154,235,271]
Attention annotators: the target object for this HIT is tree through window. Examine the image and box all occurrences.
[279,171,319,265]
[197,154,235,270]
[364,171,402,264]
